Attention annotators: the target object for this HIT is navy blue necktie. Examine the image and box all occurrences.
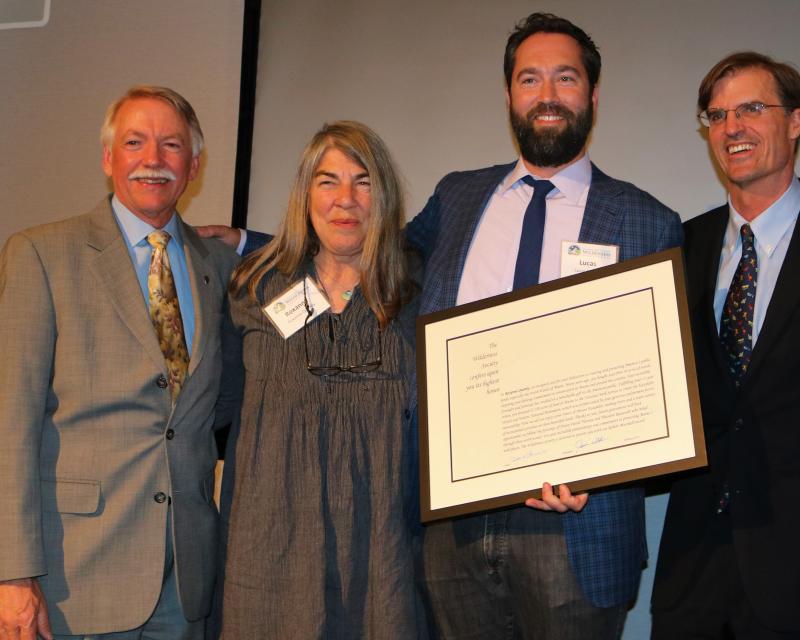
[715,224,757,515]
[513,177,556,290]
[719,223,758,387]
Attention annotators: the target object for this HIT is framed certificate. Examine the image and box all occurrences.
[416,247,706,522]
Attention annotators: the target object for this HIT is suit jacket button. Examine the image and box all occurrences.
[166,429,175,440]
[734,418,744,430]
[154,492,167,504]
[156,375,168,389]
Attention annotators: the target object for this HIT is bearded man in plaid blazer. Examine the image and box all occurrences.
[406,13,682,640]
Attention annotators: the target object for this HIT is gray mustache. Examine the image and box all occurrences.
[128,168,177,181]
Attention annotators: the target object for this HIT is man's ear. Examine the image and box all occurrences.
[189,154,200,181]
[102,146,113,178]
[788,106,800,143]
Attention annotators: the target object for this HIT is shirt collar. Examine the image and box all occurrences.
[111,194,182,249]
[500,155,592,204]
[725,177,800,258]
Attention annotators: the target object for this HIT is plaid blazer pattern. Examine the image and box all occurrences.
[407,161,683,607]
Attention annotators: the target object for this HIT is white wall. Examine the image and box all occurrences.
[247,0,800,232]
[0,0,244,247]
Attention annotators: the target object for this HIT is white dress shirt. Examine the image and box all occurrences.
[713,177,800,346]
[457,155,592,305]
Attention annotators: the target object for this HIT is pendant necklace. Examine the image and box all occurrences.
[314,262,358,303]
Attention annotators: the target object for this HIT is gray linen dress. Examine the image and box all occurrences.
[222,267,427,639]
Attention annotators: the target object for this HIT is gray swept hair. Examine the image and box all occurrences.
[231,120,412,328]
[100,85,204,157]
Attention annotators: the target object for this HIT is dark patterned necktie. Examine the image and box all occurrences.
[513,177,556,290]
[719,223,758,387]
[147,231,190,403]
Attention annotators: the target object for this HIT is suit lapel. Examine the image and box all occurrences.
[689,208,732,388]
[181,221,213,377]
[86,201,166,373]
[578,165,625,247]
[745,210,800,382]
[442,163,514,309]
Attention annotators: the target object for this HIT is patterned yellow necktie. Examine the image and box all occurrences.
[146,231,190,403]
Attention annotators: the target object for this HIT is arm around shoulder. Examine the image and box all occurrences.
[405,180,446,259]
[214,291,244,429]
[242,230,272,256]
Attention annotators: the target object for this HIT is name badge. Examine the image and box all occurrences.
[262,276,330,339]
[560,241,619,278]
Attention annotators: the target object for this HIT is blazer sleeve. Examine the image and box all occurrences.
[405,181,444,261]
[213,290,244,429]
[0,233,54,580]
[655,209,684,252]
[242,230,272,256]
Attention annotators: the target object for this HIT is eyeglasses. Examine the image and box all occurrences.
[698,101,793,127]
[302,279,382,376]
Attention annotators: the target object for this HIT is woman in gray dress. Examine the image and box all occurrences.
[221,121,427,638]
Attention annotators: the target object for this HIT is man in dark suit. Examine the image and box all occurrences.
[652,52,800,639]
[404,12,681,640]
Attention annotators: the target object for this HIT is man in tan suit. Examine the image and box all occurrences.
[0,86,242,639]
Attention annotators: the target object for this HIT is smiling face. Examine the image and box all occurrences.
[708,67,800,204]
[506,32,598,176]
[308,147,372,263]
[102,97,199,228]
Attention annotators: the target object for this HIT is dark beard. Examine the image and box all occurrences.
[510,101,593,168]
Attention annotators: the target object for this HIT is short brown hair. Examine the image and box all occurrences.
[504,12,601,92]
[100,85,204,157]
[698,51,800,113]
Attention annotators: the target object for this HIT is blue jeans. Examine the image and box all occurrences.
[421,506,626,640]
